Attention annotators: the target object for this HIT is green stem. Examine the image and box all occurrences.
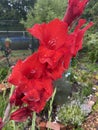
[3,85,15,123]
[12,120,16,130]
[10,86,16,129]
[9,85,15,97]
[31,112,36,130]
[3,89,6,100]
[48,88,56,130]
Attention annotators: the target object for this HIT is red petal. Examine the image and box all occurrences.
[71,19,93,56]
[8,60,28,86]
[22,88,40,102]
[21,52,45,79]
[27,23,47,45]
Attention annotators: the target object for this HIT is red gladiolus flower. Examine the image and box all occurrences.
[63,0,89,26]
[8,52,46,87]
[10,78,53,119]
[8,52,52,115]
[8,0,93,122]
[27,18,93,76]
[28,19,73,75]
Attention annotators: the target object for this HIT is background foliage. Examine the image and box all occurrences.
[0,0,36,30]
[21,0,67,27]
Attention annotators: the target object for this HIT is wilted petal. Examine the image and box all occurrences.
[10,107,32,122]
[10,87,24,106]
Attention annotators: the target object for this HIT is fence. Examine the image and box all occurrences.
[0,31,39,50]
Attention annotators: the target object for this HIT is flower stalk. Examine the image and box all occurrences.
[31,112,36,130]
[48,88,56,130]
[2,85,15,128]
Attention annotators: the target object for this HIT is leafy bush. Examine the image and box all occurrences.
[0,94,7,118]
[21,0,67,27]
[80,83,93,97]
[84,33,98,63]
[0,67,9,82]
[57,103,85,127]
[67,68,93,97]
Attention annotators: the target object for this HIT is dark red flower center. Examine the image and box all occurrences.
[47,39,56,50]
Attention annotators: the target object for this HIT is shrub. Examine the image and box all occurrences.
[67,68,93,97]
[57,103,85,127]
[84,33,98,63]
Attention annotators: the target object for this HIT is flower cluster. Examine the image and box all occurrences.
[8,0,93,122]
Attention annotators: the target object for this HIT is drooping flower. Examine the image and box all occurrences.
[63,0,89,26]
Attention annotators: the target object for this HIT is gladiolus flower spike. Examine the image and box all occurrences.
[8,0,93,122]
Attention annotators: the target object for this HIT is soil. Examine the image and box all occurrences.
[82,111,98,130]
